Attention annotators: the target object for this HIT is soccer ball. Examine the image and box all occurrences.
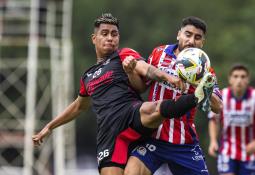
[175,48,211,85]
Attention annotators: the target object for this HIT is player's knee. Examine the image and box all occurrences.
[124,156,150,175]
[123,168,132,175]
[140,101,163,128]
[124,160,137,175]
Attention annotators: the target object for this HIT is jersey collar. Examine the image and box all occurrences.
[164,44,178,59]
[230,87,251,101]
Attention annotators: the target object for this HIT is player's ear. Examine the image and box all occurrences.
[177,30,181,41]
[91,34,96,44]
[201,40,205,48]
[201,37,205,47]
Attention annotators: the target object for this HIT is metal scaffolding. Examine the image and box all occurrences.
[0,0,75,175]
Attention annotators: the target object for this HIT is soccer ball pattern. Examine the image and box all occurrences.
[175,48,211,85]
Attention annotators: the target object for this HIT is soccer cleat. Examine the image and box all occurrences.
[195,72,216,112]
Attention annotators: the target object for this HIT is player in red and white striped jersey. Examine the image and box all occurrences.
[148,44,221,144]
[208,64,255,175]
[125,16,222,175]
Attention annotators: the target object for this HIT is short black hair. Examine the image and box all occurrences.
[229,63,250,76]
[181,16,207,34]
[94,13,119,29]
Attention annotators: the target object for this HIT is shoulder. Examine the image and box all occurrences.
[118,48,141,56]
[148,45,168,65]
[118,48,142,62]
[151,45,168,54]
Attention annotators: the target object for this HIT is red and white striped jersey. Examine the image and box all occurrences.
[209,87,255,161]
[148,44,202,144]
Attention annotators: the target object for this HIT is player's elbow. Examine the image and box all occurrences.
[210,94,223,114]
[211,100,222,114]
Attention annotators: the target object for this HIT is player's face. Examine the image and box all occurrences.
[92,23,120,58]
[229,69,249,94]
[177,25,205,52]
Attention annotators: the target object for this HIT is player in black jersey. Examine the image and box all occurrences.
[32,13,214,175]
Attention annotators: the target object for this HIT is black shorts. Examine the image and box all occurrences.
[97,101,155,171]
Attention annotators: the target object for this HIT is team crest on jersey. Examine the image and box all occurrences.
[137,146,147,156]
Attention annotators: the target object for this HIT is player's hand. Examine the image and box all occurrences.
[32,127,51,147]
[208,141,218,157]
[122,56,137,74]
[246,141,255,155]
[167,75,186,93]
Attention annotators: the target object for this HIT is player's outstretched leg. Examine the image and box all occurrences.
[139,73,216,128]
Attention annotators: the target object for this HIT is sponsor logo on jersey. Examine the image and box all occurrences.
[225,111,252,126]
[137,146,147,156]
[87,71,113,95]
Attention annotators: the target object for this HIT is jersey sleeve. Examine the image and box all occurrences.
[118,48,143,62]
[79,78,89,97]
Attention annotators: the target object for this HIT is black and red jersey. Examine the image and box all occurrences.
[79,48,142,115]
[79,48,144,158]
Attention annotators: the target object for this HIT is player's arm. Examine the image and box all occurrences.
[208,112,220,157]
[32,96,90,146]
[210,93,222,113]
[122,56,148,93]
[134,60,186,92]
[209,74,222,113]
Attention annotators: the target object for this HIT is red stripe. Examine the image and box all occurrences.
[227,89,231,110]
[173,119,181,143]
[183,116,192,144]
[246,127,250,161]
[79,78,87,96]
[236,101,242,110]
[111,128,141,164]
[235,127,241,160]
[227,127,231,156]
[163,89,173,100]
[160,120,170,141]
[148,82,156,101]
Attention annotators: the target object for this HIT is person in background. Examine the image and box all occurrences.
[208,64,255,175]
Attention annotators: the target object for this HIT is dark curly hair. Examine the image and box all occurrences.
[94,13,119,29]
[181,16,207,34]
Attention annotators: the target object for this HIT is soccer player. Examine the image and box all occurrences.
[32,13,213,175]
[124,16,222,175]
[208,64,255,175]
